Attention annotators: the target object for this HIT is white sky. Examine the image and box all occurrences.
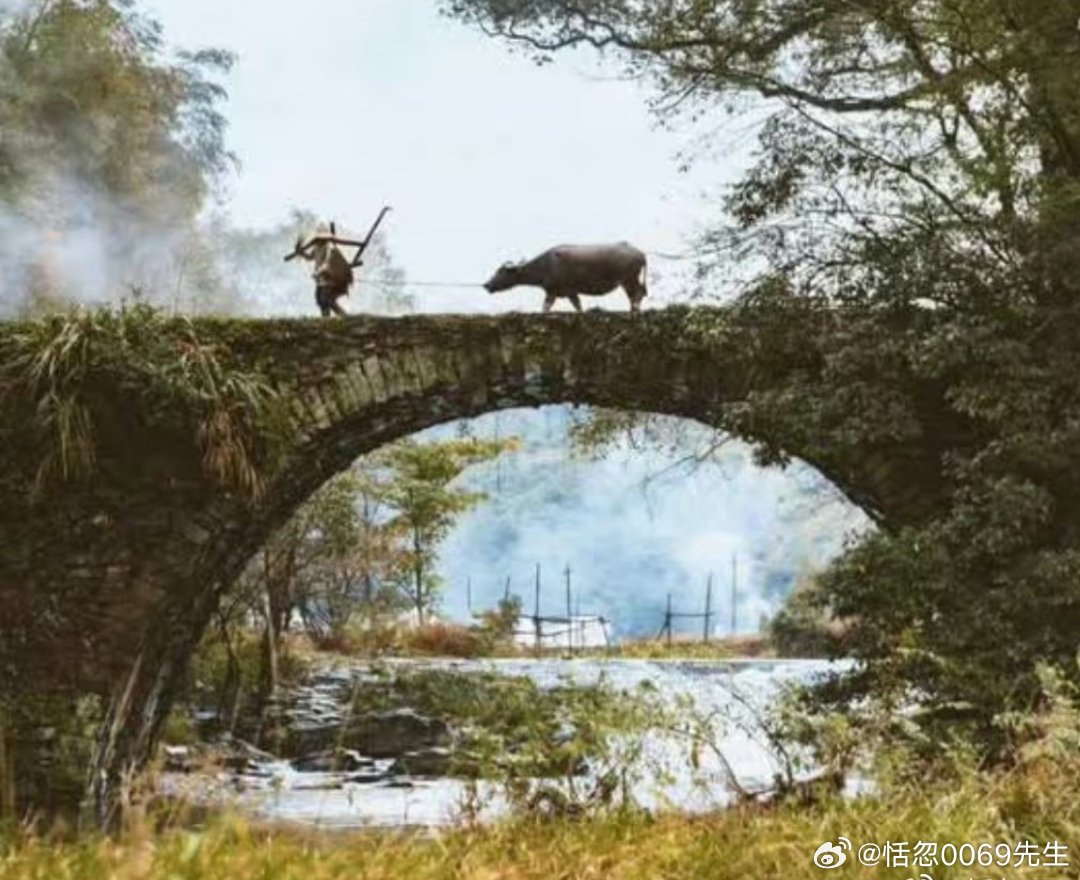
[146,0,759,312]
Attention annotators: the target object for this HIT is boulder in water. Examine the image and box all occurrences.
[389,747,453,777]
[291,748,375,773]
[346,709,450,758]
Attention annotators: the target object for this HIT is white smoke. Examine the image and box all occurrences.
[0,2,248,317]
[0,169,410,318]
[428,409,872,638]
[0,1,408,319]
[0,174,205,316]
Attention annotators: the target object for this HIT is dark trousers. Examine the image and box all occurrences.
[315,284,347,317]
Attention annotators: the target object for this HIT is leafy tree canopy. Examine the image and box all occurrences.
[0,0,235,312]
[445,0,1080,754]
[0,0,233,215]
[368,437,521,624]
[444,0,1080,299]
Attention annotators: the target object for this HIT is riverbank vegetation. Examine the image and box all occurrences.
[209,434,519,702]
[5,678,1080,879]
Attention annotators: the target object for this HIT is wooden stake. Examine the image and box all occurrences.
[534,563,542,655]
[731,554,738,635]
[666,593,673,648]
[704,572,713,643]
[565,565,573,653]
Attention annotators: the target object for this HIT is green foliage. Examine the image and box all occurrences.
[0,301,295,816]
[585,637,769,660]
[243,465,407,650]
[367,437,521,622]
[0,1,236,313]
[568,406,729,465]
[0,304,285,497]
[0,0,233,211]
[182,626,308,734]
[355,666,663,792]
[446,0,1080,757]
[444,0,1080,276]
[12,676,1080,877]
[229,436,520,659]
[474,595,523,647]
[0,693,102,819]
[767,577,838,659]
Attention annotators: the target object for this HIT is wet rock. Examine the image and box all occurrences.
[344,767,394,785]
[240,763,278,779]
[291,778,345,791]
[389,747,452,777]
[390,746,485,778]
[284,723,344,757]
[528,786,587,819]
[162,745,194,773]
[291,748,375,773]
[161,738,276,775]
[346,709,450,758]
[218,738,277,773]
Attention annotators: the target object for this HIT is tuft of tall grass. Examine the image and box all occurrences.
[0,304,285,498]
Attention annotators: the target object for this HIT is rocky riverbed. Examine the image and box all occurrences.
[160,657,841,829]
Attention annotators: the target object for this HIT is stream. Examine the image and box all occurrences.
[160,657,845,829]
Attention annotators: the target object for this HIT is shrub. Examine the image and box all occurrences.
[401,622,486,658]
[767,577,841,659]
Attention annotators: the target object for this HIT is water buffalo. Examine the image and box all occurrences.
[483,243,647,313]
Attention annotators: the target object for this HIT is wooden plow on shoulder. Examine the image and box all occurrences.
[284,205,392,268]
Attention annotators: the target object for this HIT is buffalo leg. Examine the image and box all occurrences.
[624,279,646,313]
[569,294,583,313]
[542,292,557,313]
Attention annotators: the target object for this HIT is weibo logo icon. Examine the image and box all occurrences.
[813,838,852,869]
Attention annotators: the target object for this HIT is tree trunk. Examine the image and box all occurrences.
[0,717,14,821]
[82,588,217,830]
[413,564,425,627]
[218,617,242,733]
[260,584,279,704]
[412,528,425,627]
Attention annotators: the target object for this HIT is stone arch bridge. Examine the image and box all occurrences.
[1,306,953,819]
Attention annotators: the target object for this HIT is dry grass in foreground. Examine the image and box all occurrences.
[577,634,774,660]
[2,748,1077,880]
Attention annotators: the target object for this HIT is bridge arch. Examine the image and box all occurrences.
[11,307,942,820]
[214,308,906,574]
